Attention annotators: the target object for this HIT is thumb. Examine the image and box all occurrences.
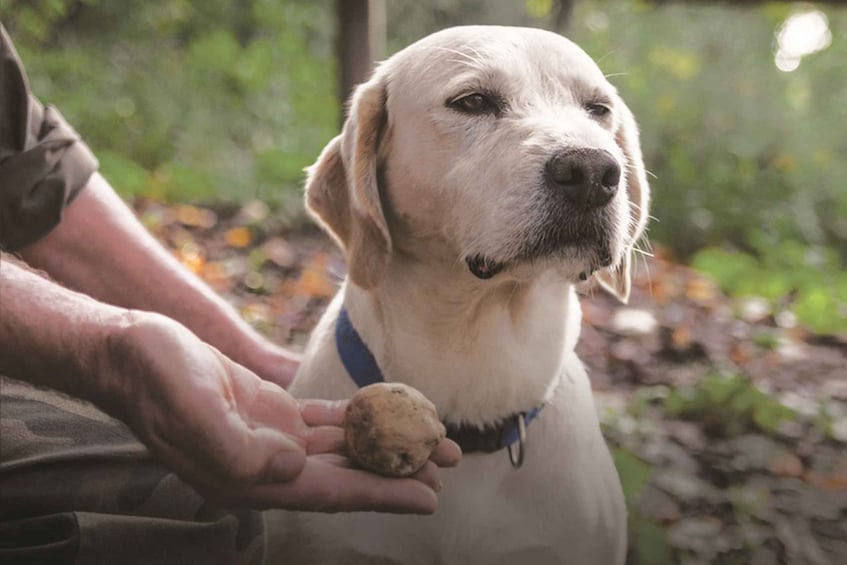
[266,440,308,483]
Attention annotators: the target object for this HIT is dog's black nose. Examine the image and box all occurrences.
[545,148,620,208]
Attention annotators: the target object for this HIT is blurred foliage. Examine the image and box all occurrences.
[3,1,845,284]
[612,447,674,565]
[693,241,847,334]
[1,0,338,204]
[665,372,796,437]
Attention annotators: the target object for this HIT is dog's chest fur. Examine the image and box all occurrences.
[343,274,579,426]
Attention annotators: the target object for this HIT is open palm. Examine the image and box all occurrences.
[110,313,459,513]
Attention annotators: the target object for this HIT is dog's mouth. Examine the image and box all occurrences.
[464,200,622,282]
[465,255,505,279]
[465,253,607,281]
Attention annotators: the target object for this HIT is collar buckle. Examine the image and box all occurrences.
[507,412,527,468]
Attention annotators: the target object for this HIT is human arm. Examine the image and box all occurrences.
[0,256,460,512]
[18,173,300,388]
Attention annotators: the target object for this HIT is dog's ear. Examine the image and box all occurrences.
[304,73,391,290]
[597,97,650,303]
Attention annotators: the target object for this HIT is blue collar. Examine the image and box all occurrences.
[335,305,545,463]
[335,305,385,388]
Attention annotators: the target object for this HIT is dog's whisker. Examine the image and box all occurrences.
[463,43,487,64]
[628,203,658,225]
[624,163,651,178]
[634,234,655,253]
[596,49,619,65]
[428,46,486,69]
[639,249,653,296]
[631,245,654,258]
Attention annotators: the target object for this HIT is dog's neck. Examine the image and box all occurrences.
[342,256,580,427]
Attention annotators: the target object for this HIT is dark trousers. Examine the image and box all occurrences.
[0,377,264,565]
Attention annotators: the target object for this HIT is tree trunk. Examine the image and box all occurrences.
[336,0,385,123]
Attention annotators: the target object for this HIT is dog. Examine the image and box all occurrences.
[267,25,650,565]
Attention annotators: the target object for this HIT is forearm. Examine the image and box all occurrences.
[19,173,298,385]
[0,255,131,411]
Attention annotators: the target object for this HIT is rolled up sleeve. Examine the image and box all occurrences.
[0,23,98,251]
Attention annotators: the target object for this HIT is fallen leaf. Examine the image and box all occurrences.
[225,227,253,248]
[686,277,718,304]
[200,261,234,292]
[672,325,693,349]
[244,271,265,291]
[730,341,754,364]
[239,199,270,223]
[612,308,658,337]
[262,237,298,269]
[175,242,205,274]
[241,302,274,328]
[177,204,217,228]
[283,253,337,299]
[806,471,847,492]
[770,453,804,478]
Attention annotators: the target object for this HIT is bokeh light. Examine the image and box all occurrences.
[774,10,832,72]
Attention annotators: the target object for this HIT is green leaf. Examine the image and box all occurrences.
[793,287,847,335]
[256,148,311,186]
[96,150,151,196]
[155,162,218,202]
[633,519,673,565]
[188,30,241,76]
[525,0,554,19]
[691,249,759,296]
[663,373,796,437]
[612,448,653,505]
[752,402,795,434]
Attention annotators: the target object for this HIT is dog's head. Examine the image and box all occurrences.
[305,26,649,302]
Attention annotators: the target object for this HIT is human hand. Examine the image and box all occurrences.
[105,312,461,513]
[235,341,301,390]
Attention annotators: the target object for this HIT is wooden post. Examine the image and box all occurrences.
[336,0,385,122]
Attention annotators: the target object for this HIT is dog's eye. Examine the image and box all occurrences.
[449,93,499,116]
[585,103,611,117]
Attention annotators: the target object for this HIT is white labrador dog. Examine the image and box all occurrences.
[269,25,650,565]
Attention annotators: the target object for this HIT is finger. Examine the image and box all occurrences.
[298,398,349,427]
[309,452,354,469]
[232,369,302,428]
[409,460,442,492]
[208,454,358,508]
[259,348,301,390]
[429,438,462,467]
[242,457,439,514]
[152,416,308,488]
[302,425,346,455]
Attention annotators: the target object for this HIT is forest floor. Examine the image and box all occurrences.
[136,198,847,565]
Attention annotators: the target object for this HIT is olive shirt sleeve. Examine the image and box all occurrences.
[0,23,98,251]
